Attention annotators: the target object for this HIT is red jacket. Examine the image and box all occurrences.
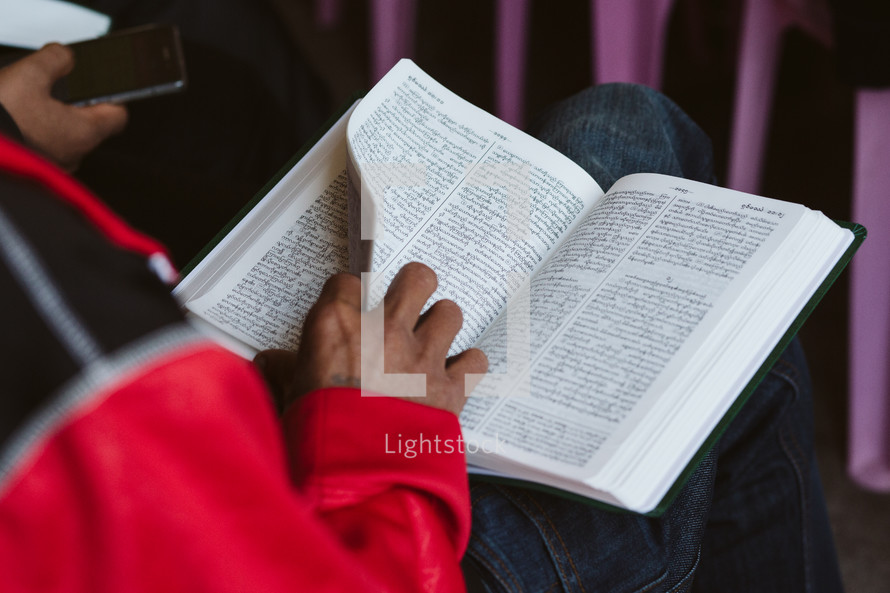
[0,134,471,592]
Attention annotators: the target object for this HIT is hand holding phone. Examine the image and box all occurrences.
[51,24,187,106]
[0,43,128,169]
[0,24,186,168]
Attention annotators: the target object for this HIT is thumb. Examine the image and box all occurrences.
[254,349,302,413]
[30,43,75,88]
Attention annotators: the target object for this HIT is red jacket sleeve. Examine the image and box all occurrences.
[287,386,472,591]
[0,342,471,593]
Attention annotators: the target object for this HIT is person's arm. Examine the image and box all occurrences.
[261,265,487,590]
[0,136,485,591]
[0,43,127,169]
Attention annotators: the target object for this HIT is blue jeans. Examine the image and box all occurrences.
[463,84,844,593]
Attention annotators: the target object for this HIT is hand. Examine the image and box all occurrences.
[0,43,128,170]
[255,262,488,416]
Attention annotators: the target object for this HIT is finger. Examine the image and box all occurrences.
[384,262,438,326]
[414,299,463,358]
[79,103,129,138]
[315,272,362,309]
[49,103,129,172]
[253,349,300,411]
[254,348,300,386]
[446,348,489,393]
[301,276,362,366]
[30,43,75,87]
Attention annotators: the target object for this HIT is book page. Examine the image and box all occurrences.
[346,60,603,352]
[174,106,355,354]
[462,173,853,503]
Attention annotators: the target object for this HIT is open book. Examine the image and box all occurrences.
[174,59,862,515]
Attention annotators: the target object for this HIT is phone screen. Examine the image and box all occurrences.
[55,25,187,106]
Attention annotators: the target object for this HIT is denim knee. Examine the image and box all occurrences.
[467,451,715,593]
[530,83,715,188]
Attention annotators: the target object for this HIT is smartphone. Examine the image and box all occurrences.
[52,24,187,106]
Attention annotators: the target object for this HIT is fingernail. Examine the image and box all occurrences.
[253,354,267,371]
